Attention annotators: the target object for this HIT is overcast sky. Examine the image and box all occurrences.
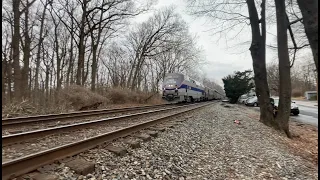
[134,0,311,86]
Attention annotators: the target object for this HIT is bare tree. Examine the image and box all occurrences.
[126,7,189,90]
[266,1,310,68]
[267,58,316,97]
[102,44,130,88]
[33,0,51,102]
[2,0,205,113]
[296,0,318,74]
[8,0,37,101]
[12,0,22,101]
[86,0,139,90]
[186,0,277,127]
[266,61,280,96]
[202,77,224,95]
[274,0,292,137]
[96,6,202,92]
[153,31,202,81]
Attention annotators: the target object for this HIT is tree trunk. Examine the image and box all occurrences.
[76,0,87,85]
[22,1,31,99]
[127,58,136,88]
[7,56,13,102]
[66,11,74,86]
[35,0,48,99]
[91,44,98,91]
[45,65,50,105]
[12,0,22,101]
[274,0,292,138]
[2,59,6,104]
[90,9,104,91]
[297,0,318,74]
[246,0,278,128]
[131,56,144,90]
[67,36,74,85]
[55,25,61,90]
[83,47,91,85]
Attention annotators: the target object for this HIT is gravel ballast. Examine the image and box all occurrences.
[2,104,203,162]
[48,102,318,180]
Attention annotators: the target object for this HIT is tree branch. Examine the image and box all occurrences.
[20,0,37,15]
[289,18,303,25]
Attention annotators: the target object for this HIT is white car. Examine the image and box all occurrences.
[272,98,300,115]
[245,96,258,107]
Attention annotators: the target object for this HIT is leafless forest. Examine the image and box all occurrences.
[2,0,225,114]
[1,0,316,122]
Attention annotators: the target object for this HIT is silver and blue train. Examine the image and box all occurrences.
[162,73,223,103]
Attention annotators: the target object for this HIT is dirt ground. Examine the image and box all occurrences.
[246,110,318,167]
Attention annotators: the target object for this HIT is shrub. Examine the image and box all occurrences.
[58,85,109,110]
[310,95,317,101]
[105,87,129,104]
[222,70,254,104]
[105,87,164,104]
[292,89,303,97]
[2,85,164,118]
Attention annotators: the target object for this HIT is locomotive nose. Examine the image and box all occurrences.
[163,84,178,94]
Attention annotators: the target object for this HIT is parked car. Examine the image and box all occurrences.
[245,96,259,107]
[238,95,248,104]
[272,97,300,115]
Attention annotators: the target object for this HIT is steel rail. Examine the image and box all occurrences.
[2,104,172,128]
[2,104,195,146]
[2,102,212,180]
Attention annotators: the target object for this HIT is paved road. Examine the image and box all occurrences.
[252,103,318,127]
[291,103,318,127]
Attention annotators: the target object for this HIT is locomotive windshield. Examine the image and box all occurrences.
[163,73,184,87]
[164,78,178,84]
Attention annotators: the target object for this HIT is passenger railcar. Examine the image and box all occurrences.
[204,87,215,101]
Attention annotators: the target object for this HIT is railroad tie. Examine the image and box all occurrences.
[149,127,166,132]
[65,158,95,175]
[105,145,128,156]
[145,130,158,137]
[124,139,141,149]
[134,133,151,141]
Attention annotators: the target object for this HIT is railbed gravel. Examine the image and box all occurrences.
[2,106,174,136]
[2,103,204,162]
[48,102,316,180]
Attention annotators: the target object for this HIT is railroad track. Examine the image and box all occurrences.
[2,104,182,137]
[2,103,191,146]
[2,102,212,180]
[2,104,173,129]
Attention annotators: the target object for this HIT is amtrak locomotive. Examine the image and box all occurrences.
[162,73,222,103]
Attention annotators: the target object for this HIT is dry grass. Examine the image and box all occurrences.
[291,96,306,100]
[2,100,37,118]
[2,85,165,118]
